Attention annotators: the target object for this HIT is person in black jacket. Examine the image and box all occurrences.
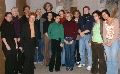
[19,12,38,74]
[1,12,18,74]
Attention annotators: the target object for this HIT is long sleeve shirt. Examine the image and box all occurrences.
[63,20,78,40]
[48,22,64,43]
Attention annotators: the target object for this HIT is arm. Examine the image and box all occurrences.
[60,24,64,43]
[14,38,18,49]
[73,22,78,40]
[48,24,52,39]
[103,21,107,44]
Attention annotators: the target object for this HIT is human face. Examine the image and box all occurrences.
[55,16,60,23]
[59,11,64,18]
[36,9,42,16]
[66,14,72,21]
[29,15,35,23]
[102,12,109,20]
[5,14,12,22]
[12,8,19,16]
[93,13,100,21]
[45,4,51,11]
[24,7,30,14]
[47,13,52,20]
[74,12,80,18]
[83,8,89,14]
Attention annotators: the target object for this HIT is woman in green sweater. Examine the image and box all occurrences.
[48,14,64,72]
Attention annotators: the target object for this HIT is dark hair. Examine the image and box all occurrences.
[23,5,30,11]
[55,14,60,18]
[59,10,65,14]
[43,2,53,11]
[83,6,90,10]
[101,9,110,20]
[2,12,13,24]
[73,10,81,19]
[92,10,101,19]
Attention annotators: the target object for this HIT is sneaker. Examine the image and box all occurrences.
[34,62,37,64]
[86,66,91,71]
[77,64,85,68]
[76,62,80,65]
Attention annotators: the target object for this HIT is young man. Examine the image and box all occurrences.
[78,6,94,71]
[48,14,64,72]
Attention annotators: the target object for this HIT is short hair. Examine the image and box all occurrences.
[92,10,101,18]
[43,2,53,11]
[23,5,30,11]
[11,7,19,16]
[55,14,60,18]
[28,12,37,18]
[83,6,90,10]
[66,12,73,18]
[35,9,42,13]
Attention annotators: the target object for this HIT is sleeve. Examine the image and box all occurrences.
[111,19,119,43]
[60,24,64,43]
[103,21,107,44]
[78,18,82,30]
[73,22,78,40]
[48,24,52,39]
[86,16,94,32]
[43,22,47,34]
[1,24,6,38]
[19,25,25,47]
[35,25,39,47]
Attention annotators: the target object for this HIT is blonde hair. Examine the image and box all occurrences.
[11,7,19,17]
[66,12,73,18]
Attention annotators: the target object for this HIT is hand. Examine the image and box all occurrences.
[6,45,11,50]
[60,43,63,47]
[64,40,69,44]
[36,47,38,49]
[16,44,18,49]
[88,43,91,46]
[19,47,23,51]
[69,40,74,44]
[106,42,112,47]
[17,38,20,42]
[80,32,85,37]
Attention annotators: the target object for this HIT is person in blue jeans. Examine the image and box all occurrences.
[78,6,94,71]
[101,9,120,74]
[34,9,45,65]
[63,12,78,71]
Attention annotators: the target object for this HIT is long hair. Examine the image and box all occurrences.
[2,12,13,24]
[73,10,81,19]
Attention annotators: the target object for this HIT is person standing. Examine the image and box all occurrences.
[34,9,45,65]
[101,9,120,74]
[89,10,106,74]
[63,12,78,71]
[43,12,53,66]
[1,12,18,74]
[77,6,94,71]
[48,14,64,72]
[19,12,38,74]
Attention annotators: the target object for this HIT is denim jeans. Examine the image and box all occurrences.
[61,45,65,64]
[34,39,44,62]
[79,34,92,66]
[64,37,75,68]
[104,39,119,74]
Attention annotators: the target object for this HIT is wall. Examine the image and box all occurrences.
[77,0,98,15]
[26,0,56,13]
[5,0,16,12]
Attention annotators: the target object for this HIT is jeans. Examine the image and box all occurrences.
[61,45,65,64]
[64,37,75,68]
[34,39,44,62]
[104,39,119,74]
[75,40,80,62]
[91,42,106,74]
[79,34,92,66]
[49,39,61,71]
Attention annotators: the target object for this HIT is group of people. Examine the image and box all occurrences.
[0,2,120,74]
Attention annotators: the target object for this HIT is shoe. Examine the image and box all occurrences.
[66,68,69,71]
[86,66,91,71]
[76,62,80,65]
[62,64,65,66]
[69,68,73,71]
[14,71,18,74]
[34,62,37,64]
[49,70,53,72]
[77,64,85,68]
[55,70,60,72]
[34,65,36,69]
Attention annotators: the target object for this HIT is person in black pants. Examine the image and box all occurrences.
[19,12,38,74]
[1,12,18,74]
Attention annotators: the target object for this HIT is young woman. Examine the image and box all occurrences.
[43,12,53,66]
[101,9,119,74]
[63,12,78,71]
[34,9,44,65]
[48,14,64,72]
[19,12,38,74]
[73,10,81,65]
[89,10,106,74]
[1,12,18,74]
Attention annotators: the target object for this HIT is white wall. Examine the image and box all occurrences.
[26,0,56,13]
[5,0,16,12]
[77,0,98,15]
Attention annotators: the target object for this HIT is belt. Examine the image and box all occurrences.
[92,42,103,44]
